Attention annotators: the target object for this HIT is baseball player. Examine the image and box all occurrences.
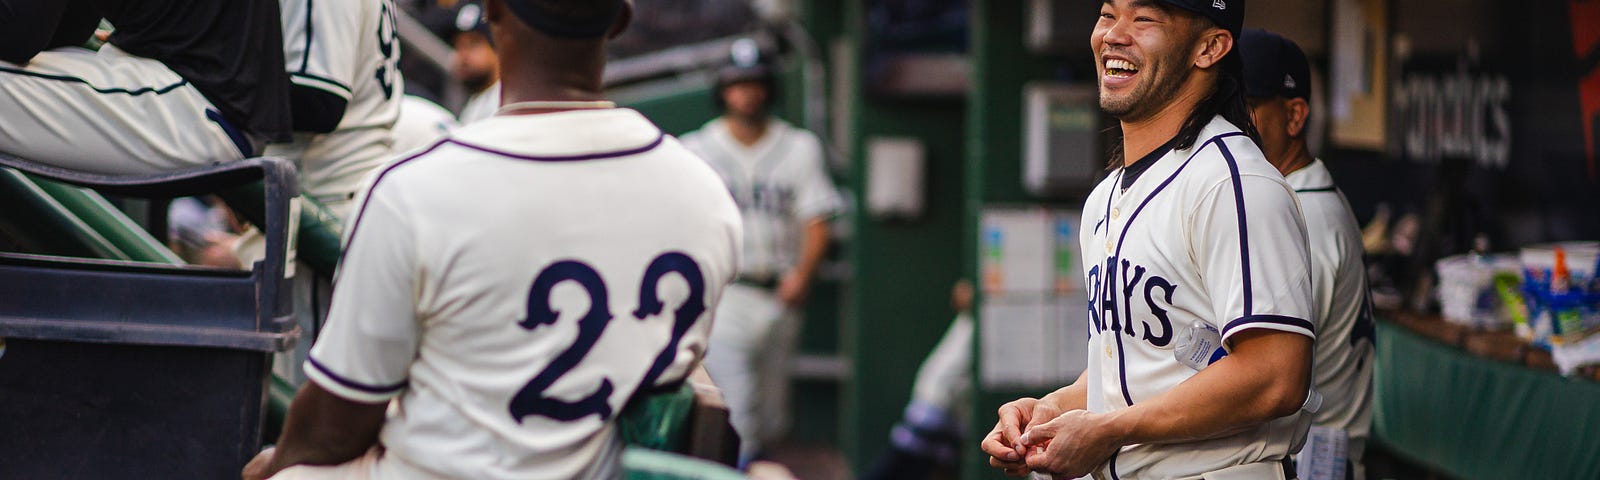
[443,1,504,125]
[389,95,460,155]
[242,1,743,479]
[269,0,404,219]
[680,38,843,466]
[0,0,290,174]
[982,1,1317,478]
[864,280,976,480]
[1240,29,1376,480]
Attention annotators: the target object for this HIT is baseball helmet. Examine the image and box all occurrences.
[712,37,779,111]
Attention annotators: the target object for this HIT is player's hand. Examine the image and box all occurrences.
[983,397,1059,477]
[241,446,276,480]
[1020,410,1123,478]
[776,271,811,308]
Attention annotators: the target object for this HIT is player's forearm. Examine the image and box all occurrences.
[265,382,388,476]
[790,218,831,281]
[1040,371,1090,412]
[1100,330,1312,447]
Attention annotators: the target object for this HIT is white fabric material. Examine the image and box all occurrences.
[701,283,797,461]
[305,109,741,480]
[457,82,501,125]
[910,313,973,412]
[680,117,843,279]
[268,0,403,213]
[0,45,245,174]
[1286,159,1374,478]
[1078,116,1314,479]
[389,95,457,157]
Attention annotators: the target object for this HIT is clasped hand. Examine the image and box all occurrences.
[980,399,1122,478]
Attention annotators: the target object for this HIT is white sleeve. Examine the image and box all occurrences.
[790,133,842,221]
[305,182,419,403]
[1188,161,1315,349]
[280,0,363,100]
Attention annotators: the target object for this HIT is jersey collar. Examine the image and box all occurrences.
[449,108,662,160]
[1283,158,1336,192]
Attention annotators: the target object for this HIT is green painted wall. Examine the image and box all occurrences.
[964,1,1099,479]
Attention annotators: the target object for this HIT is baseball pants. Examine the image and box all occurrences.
[702,283,799,463]
[0,45,251,175]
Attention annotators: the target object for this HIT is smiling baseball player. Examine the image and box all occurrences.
[1241,28,1376,480]
[981,1,1317,479]
[243,1,742,478]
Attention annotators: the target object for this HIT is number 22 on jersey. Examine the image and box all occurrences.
[508,252,706,424]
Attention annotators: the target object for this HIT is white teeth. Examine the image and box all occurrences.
[1106,59,1137,72]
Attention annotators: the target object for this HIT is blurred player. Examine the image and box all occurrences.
[982,1,1317,478]
[863,280,975,480]
[681,38,843,466]
[243,0,743,478]
[1241,28,1376,480]
[270,0,404,218]
[445,1,503,124]
[0,0,290,173]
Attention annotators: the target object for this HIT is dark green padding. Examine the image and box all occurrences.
[1373,321,1600,479]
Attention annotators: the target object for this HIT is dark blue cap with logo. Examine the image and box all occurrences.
[1239,29,1312,100]
[1159,0,1244,37]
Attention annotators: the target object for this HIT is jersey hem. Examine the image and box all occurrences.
[1220,314,1315,346]
[305,356,406,404]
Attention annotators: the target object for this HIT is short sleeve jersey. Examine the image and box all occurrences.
[1078,116,1315,478]
[305,109,743,480]
[271,0,404,203]
[1286,159,1376,452]
[679,118,841,279]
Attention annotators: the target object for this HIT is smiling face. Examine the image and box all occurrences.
[1091,0,1204,121]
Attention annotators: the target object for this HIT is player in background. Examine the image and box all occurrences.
[242,0,742,478]
[0,0,290,174]
[680,38,844,467]
[269,0,404,219]
[862,280,976,480]
[1240,28,1376,480]
[982,1,1317,478]
[389,95,459,155]
[445,1,503,125]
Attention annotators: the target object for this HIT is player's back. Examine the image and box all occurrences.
[307,108,742,479]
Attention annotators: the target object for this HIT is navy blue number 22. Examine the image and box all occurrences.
[508,252,705,424]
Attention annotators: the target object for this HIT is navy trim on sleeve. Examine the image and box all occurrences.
[1217,140,1253,316]
[1294,186,1337,193]
[290,72,353,96]
[308,356,407,395]
[1222,314,1315,338]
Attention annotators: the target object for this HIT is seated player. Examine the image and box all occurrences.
[243,0,744,478]
[0,0,290,174]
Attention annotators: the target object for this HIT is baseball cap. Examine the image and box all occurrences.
[1158,0,1244,37]
[505,0,626,39]
[1239,29,1312,100]
[421,1,489,42]
[716,38,774,87]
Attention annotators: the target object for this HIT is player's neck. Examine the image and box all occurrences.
[496,39,608,114]
[1277,144,1315,176]
[726,115,770,147]
[1118,79,1211,166]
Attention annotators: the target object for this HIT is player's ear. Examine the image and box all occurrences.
[607,0,634,40]
[1285,97,1310,138]
[1193,29,1233,70]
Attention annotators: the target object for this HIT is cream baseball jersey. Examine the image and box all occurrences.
[679,118,842,279]
[305,109,742,479]
[1078,116,1316,478]
[1286,159,1376,457]
[269,0,404,212]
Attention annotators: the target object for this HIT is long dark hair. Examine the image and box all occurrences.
[1106,48,1261,167]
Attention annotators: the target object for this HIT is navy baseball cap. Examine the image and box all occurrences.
[1159,0,1244,37]
[1239,29,1312,100]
